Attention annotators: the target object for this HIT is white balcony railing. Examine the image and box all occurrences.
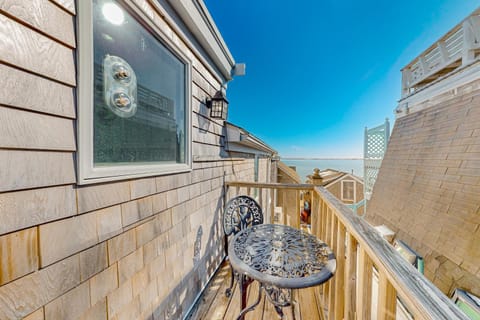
[401,8,480,97]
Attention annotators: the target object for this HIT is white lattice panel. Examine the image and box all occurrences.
[364,119,390,203]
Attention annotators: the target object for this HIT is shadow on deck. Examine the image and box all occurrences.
[187,261,326,320]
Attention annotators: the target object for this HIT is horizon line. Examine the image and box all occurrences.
[281,157,364,160]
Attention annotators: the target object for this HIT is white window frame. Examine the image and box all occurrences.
[76,0,192,184]
[341,180,356,202]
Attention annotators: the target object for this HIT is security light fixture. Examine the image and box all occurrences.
[207,90,229,120]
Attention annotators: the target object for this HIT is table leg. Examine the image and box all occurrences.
[237,279,262,320]
[264,286,292,319]
[240,274,248,312]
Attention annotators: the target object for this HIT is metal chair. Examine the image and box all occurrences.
[223,195,263,297]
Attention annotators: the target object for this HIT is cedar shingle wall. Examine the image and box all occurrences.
[0,1,266,319]
[366,79,480,296]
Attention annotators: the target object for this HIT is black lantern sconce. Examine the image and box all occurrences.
[207,90,229,120]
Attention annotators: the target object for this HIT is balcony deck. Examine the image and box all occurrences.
[188,261,326,320]
[193,181,469,320]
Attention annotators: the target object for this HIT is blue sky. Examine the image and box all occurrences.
[204,1,479,158]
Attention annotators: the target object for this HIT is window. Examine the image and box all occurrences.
[77,0,191,183]
[341,180,355,202]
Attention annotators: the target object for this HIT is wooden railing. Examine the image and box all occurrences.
[225,181,469,320]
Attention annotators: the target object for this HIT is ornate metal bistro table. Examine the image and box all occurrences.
[228,223,336,320]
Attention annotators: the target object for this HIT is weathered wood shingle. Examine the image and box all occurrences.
[367,78,480,296]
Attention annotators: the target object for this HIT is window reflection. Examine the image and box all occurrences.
[93,0,187,166]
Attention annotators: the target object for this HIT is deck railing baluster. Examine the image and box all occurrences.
[356,246,373,319]
[344,233,357,320]
[334,222,346,319]
[377,270,397,320]
[327,211,337,320]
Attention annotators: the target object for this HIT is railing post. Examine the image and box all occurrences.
[311,192,320,236]
[322,207,332,313]
[334,222,346,319]
[269,188,274,224]
[327,211,337,320]
[462,18,476,66]
[258,187,263,209]
[295,189,300,229]
[437,41,449,63]
[321,200,328,240]
[377,271,397,320]
[418,56,428,76]
[401,68,411,97]
[356,247,373,319]
[324,207,331,246]
[344,233,357,320]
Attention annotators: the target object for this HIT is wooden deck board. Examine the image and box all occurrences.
[246,281,264,320]
[298,287,323,320]
[222,275,241,320]
[197,265,236,320]
[188,262,325,320]
[188,265,229,320]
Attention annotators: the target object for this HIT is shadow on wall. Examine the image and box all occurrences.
[197,101,211,133]
[151,189,225,320]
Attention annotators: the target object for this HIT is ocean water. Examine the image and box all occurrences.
[282,159,364,182]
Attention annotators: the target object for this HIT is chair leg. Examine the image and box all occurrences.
[274,306,284,318]
[225,263,235,297]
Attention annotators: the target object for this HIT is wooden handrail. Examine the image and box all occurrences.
[224,181,469,320]
[226,181,315,190]
[313,186,467,319]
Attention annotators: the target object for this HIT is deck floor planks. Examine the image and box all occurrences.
[298,287,323,320]
[189,262,325,320]
[245,281,264,320]
[221,274,242,320]
[188,265,229,319]
[198,264,236,320]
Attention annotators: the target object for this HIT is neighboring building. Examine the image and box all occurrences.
[275,161,302,223]
[366,8,480,297]
[307,168,365,214]
[224,122,278,211]
[224,122,278,186]
[277,161,302,185]
[0,1,276,319]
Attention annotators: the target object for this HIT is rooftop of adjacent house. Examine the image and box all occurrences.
[277,161,302,183]
[306,168,363,187]
[225,122,278,157]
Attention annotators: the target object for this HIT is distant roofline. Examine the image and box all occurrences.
[225,122,277,156]
[164,0,236,82]
[323,172,364,188]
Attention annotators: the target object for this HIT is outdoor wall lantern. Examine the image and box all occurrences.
[207,90,229,120]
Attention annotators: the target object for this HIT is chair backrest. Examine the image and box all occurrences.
[223,195,263,236]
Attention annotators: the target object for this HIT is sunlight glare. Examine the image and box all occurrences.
[102,2,125,25]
